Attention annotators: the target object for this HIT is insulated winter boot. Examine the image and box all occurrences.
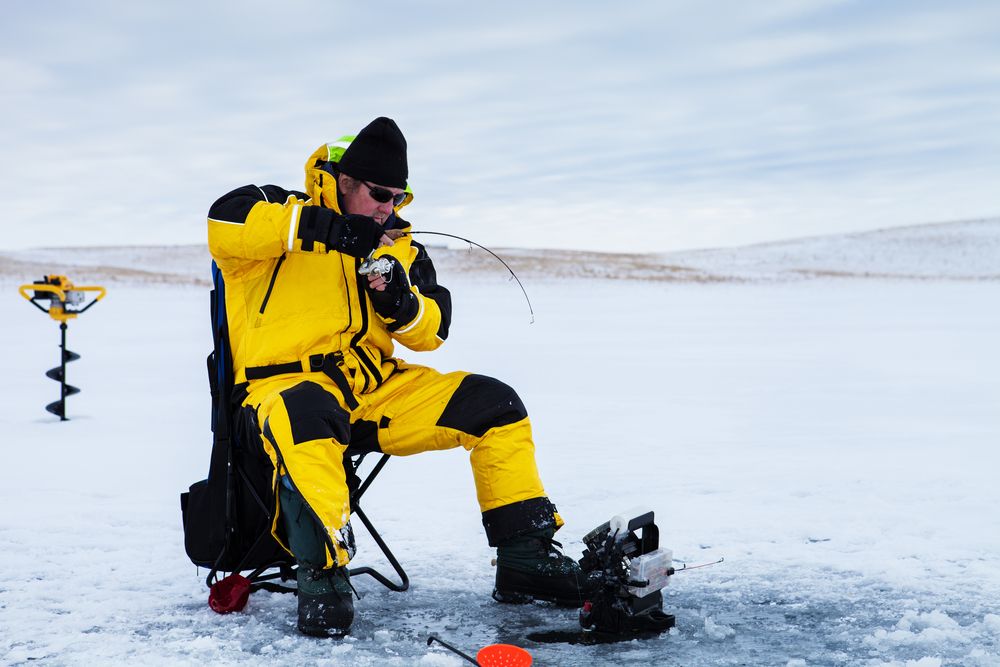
[297,565,355,638]
[493,528,591,607]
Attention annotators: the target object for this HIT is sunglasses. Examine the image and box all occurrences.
[361,181,407,207]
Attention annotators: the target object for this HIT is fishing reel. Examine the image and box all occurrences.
[358,255,394,281]
[578,510,676,636]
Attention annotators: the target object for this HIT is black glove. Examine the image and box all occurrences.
[328,214,385,258]
[364,257,418,323]
[295,208,385,258]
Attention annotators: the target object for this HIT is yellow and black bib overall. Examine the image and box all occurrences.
[205,143,562,569]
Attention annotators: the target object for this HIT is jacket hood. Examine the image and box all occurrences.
[305,138,414,212]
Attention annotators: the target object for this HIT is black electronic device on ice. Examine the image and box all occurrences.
[577,510,676,636]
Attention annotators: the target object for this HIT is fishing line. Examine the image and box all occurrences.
[404,230,535,324]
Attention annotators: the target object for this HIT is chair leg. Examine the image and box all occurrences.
[247,561,298,594]
[348,503,410,592]
[210,452,410,595]
[353,453,390,502]
[346,453,409,592]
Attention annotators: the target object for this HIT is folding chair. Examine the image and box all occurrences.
[180,260,408,599]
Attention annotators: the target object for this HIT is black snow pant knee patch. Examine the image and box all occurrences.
[346,418,382,453]
[435,374,528,437]
[279,381,351,445]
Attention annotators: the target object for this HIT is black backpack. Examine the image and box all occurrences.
[180,262,293,580]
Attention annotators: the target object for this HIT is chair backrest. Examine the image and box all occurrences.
[181,262,291,579]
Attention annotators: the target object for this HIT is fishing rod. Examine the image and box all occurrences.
[404,230,535,324]
[672,557,725,572]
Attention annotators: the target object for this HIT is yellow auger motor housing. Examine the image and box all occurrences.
[18,275,106,420]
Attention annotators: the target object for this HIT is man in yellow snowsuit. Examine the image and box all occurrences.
[206,117,584,637]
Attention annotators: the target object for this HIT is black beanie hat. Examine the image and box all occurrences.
[337,117,408,189]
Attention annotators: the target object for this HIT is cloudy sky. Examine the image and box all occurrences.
[2,1,998,253]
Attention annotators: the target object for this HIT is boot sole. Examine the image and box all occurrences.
[298,623,351,639]
[492,586,582,608]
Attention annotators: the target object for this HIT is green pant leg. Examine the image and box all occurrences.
[279,481,353,596]
[278,481,328,570]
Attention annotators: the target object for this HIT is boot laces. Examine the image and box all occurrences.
[536,536,579,572]
[333,567,360,601]
[542,536,566,557]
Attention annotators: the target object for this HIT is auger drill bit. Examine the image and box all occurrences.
[44,322,81,420]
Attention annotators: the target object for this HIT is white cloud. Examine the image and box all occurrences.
[0,1,998,251]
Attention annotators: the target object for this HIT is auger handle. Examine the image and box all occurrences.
[19,282,107,301]
[19,281,106,321]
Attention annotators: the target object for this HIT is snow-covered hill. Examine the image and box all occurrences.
[2,218,997,287]
[661,218,1000,282]
[2,221,998,665]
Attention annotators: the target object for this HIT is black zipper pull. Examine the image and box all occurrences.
[259,255,286,315]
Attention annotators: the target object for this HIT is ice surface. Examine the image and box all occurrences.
[1,223,999,665]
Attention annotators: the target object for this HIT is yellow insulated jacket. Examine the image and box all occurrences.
[206,144,451,396]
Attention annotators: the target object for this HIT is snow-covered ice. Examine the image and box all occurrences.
[1,222,998,665]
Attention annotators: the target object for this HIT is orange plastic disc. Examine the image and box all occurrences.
[476,643,533,667]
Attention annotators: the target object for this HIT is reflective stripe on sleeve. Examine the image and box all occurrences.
[287,204,301,251]
[395,294,425,334]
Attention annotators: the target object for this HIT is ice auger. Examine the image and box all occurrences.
[18,275,105,420]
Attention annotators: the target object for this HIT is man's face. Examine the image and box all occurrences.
[338,175,404,225]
